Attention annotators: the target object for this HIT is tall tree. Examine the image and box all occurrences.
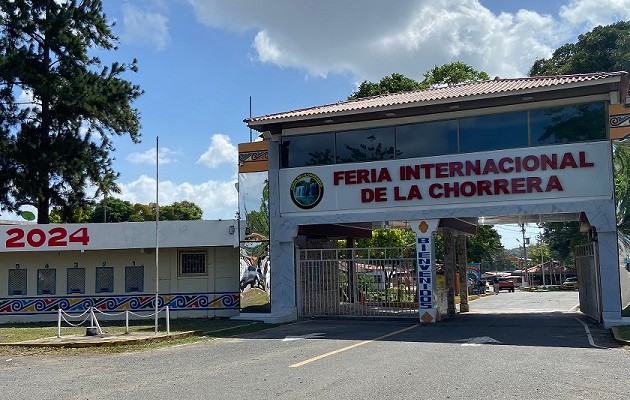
[160,200,203,221]
[467,225,503,267]
[614,141,630,235]
[421,61,490,87]
[90,197,134,223]
[528,22,630,257]
[0,0,142,223]
[540,221,585,266]
[529,21,630,76]
[348,73,422,100]
[348,62,489,100]
[246,179,270,239]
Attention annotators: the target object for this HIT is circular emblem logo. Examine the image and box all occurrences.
[290,173,324,209]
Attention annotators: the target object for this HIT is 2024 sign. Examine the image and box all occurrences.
[5,227,90,248]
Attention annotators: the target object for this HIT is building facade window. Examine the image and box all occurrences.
[530,103,606,146]
[8,268,27,296]
[279,101,606,168]
[96,266,114,293]
[37,267,56,295]
[282,132,335,168]
[125,265,144,293]
[180,251,207,275]
[459,111,529,153]
[336,126,396,164]
[67,267,86,294]
[395,120,458,159]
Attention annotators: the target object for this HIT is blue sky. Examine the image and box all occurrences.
[11,0,630,249]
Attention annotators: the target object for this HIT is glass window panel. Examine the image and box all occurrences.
[459,112,528,153]
[336,126,396,163]
[96,266,114,293]
[125,265,144,293]
[180,252,206,275]
[37,268,56,295]
[281,132,335,168]
[67,268,86,294]
[530,102,606,146]
[395,120,458,159]
[8,268,27,296]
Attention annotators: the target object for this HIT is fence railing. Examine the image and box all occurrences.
[57,306,171,338]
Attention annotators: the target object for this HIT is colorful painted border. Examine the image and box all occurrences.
[0,292,240,315]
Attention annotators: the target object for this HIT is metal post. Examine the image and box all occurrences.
[57,309,62,338]
[155,136,160,335]
[166,306,170,335]
[125,310,129,334]
[540,235,546,287]
[521,224,528,287]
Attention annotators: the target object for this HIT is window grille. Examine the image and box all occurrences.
[8,268,27,296]
[67,268,86,294]
[37,268,56,295]
[96,266,114,293]
[180,251,206,275]
[125,265,144,292]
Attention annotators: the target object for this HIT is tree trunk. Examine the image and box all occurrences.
[443,228,456,317]
[37,198,50,224]
[36,1,52,225]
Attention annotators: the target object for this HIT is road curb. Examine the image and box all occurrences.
[0,330,201,348]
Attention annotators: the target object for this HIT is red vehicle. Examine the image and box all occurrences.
[498,278,515,292]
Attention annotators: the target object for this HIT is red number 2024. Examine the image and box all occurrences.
[5,227,90,248]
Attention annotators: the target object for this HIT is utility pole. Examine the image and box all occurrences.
[539,234,546,287]
[521,224,528,287]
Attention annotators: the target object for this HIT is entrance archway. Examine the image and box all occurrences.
[243,71,629,327]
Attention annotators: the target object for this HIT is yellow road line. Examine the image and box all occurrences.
[289,323,419,368]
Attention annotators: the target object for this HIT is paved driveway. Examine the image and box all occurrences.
[1,290,628,400]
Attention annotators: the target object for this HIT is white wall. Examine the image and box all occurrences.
[0,245,240,323]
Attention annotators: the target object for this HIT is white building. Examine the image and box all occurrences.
[0,220,240,322]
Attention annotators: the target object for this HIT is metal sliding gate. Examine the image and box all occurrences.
[575,242,601,322]
[297,247,418,318]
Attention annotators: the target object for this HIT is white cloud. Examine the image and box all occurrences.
[120,3,170,50]
[126,147,180,165]
[197,134,238,169]
[118,175,238,219]
[187,0,630,80]
[559,0,630,28]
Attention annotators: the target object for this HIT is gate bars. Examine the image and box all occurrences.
[298,247,418,318]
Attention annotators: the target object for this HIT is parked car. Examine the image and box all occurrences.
[498,278,515,292]
[562,277,579,290]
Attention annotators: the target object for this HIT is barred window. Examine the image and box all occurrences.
[180,251,206,275]
[37,268,56,295]
[67,268,86,294]
[125,265,144,292]
[96,266,114,293]
[8,268,27,296]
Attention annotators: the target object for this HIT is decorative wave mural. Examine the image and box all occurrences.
[0,292,240,315]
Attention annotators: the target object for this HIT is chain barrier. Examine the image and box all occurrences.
[57,305,171,337]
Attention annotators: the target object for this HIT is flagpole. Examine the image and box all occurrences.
[155,136,160,334]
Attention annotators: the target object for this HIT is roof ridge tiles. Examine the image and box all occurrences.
[246,71,628,124]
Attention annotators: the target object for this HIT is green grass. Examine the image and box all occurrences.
[612,325,630,343]
[240,288,271,313]
[0,317,276,355]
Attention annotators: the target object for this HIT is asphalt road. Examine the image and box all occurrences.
[1,291,628,400]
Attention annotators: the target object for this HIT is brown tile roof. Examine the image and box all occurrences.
[246,72,627,125]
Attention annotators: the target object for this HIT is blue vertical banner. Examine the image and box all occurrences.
[410,219,439,323]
